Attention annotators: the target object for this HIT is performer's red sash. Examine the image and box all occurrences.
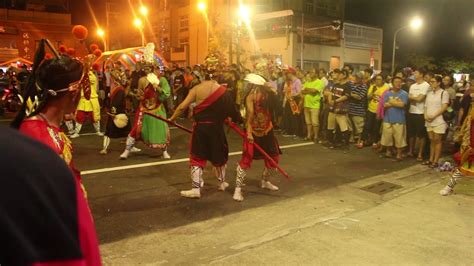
[109,86,124,101]
[193,86,226,115]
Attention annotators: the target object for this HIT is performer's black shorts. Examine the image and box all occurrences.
[190,122,228,167]
[253,130,281,160]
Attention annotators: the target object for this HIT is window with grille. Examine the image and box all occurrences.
[179,38,189,46]
[179,15,189,32]
[306,0,314,13]
[343,23,383,49]
[314,0,342,17]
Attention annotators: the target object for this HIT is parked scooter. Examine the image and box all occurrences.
[1,86,23,113]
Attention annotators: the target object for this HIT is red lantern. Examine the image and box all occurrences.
[93,49,102,58]
[44,53,53,60]
[92,63,101,72]
[90,43,99,52]
[59,45,67,53]
[72,25,88,40]
[66,48,76,56]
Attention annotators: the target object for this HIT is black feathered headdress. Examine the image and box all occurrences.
[11,39,85,128]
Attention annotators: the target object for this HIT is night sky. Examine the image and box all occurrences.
[345,0,474,61]
[70,0,474,62]
[70,0,106,43]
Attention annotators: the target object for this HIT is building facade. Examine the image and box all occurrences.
[0,0,76,62]
[103,0,382,71]
[241,0,382,71]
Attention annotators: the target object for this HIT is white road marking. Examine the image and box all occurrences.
[78,133,103,136]
[72,127,179,137]
[81,142,314,176]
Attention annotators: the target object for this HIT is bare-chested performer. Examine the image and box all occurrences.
[170,71,241,199]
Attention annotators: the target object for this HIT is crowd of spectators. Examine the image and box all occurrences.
[6,59,468,169]
[250,64,471,168]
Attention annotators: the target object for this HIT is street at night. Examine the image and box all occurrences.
[2,0,474,265]
[65,122,473,264]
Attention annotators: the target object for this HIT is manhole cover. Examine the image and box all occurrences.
[361,181,402,195]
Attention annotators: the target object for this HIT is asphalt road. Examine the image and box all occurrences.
[61,118,418,245]
[3,113,471,264]
[0,114,418,244]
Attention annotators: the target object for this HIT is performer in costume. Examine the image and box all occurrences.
[11,39,101,265]
[100,66,131,154]
[233,73,281,202]
[64,112,76,135]
[170,70,242,199]
[440,80,474,195]
[120,43,171,159]
[71,55,103,138]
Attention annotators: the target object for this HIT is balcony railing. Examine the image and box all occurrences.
[343,23,383,49]
[0,8,71,24]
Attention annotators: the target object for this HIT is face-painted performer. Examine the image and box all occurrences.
[233,73,282,202]
[70,54,103,138]
[11,39,101,265]
[99,62,131,154]
[120,43,172,159]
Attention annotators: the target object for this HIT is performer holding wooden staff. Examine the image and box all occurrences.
[119,43,172,160]
[170,69,242,199]
[233,73,283,202]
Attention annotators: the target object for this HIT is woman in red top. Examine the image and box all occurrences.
[10,39,101,266]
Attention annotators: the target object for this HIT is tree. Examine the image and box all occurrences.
[403,53,437,71]
[440,57,470,73]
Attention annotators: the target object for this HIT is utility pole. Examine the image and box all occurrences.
[105,0,109,50]
[300,13,304,69]
[237,20,241,67]
[227,0,233,64]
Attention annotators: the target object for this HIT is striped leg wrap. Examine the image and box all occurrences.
[236,165,247,188]
[65,120,75,134]
[215,164,227,182]
[448,169,463,188]
[262,167,276,181]
[102,136,110,151]
[125,135,135,151]
[93,121,101,133]
[191,166,203,189]
[447,177,458,189]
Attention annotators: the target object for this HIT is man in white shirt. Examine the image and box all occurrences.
[407,69,430,160]
[319,68,329,87]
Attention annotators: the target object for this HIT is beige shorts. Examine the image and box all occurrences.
[304,108,320,127]
[381,123,407,148]
[327,112,349,132]
[350,115,365,135]
[426,123,448,135]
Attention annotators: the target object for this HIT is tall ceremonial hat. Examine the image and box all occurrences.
[143,42,156,68]
[204,50,226,72]
[143,42,160,86]
[110,61,127,86]
[12,39,85,128]
[254,55,274,79]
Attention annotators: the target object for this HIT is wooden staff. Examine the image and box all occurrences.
[225,120,291,180]
[144,112,192,133]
